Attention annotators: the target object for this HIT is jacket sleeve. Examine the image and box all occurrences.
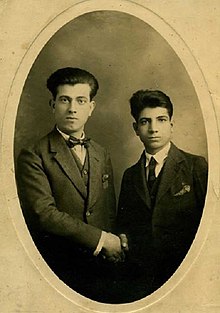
[117,169,131,234]
[193,156,208,212]
[16,147,102,250]
[104,150,117,232]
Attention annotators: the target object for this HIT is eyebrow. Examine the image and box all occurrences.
[139,115,169,120]
[58,95,89,100]
[76,96,89,100]
[157,115,169,119]
[58,95,71,100]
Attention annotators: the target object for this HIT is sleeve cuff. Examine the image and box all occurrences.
[93,231,107,256]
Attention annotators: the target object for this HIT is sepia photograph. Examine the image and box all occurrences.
[1,1,220,312]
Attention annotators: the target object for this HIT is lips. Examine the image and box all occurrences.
[66,116,78,120]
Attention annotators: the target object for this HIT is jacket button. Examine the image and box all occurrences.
[86,211,91,217]
[83,170,88,175]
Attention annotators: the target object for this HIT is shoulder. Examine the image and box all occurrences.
[171,143,208,172]
[122,152,144,177]
[89,139,106,151]
[17,129,54,160]
[89,139,110,157]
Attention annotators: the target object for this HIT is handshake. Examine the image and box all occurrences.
[101,233,129,263]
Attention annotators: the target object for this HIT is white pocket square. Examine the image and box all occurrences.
[174,184,191,196]
[102,174,109,189]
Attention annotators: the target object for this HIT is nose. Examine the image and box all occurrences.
[68,100,77,113]
[149,120,158,133]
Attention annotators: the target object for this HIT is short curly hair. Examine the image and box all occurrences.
[130,89,173,121]
[46,67,99,100]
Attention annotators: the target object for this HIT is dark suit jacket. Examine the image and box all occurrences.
[117,142,208,297]
[16,128,116,301]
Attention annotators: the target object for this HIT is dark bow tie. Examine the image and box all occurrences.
[67,136,90,148]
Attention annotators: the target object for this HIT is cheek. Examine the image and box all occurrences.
[139,130,148,139]
[139,125,148,133]
[54,109,64,120]
[81,108,92,119]
[163,127,172,138]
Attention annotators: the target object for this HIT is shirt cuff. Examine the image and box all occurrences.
[93,231,107,256]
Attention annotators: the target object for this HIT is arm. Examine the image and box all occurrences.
[93,149,127,261]
[104,149,117,232]
[16,146,124,258]
[116,171,131,251]
[193,156,208,211]
[117,170,131,234]
[16,147,101,250]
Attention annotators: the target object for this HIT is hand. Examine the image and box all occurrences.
[102,232,125,263]
[119,233,129,252]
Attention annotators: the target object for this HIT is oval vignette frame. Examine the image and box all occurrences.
[2,0,219,312]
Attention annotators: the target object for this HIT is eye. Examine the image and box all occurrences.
[60,97,70,104]
[77,98,88,105]
[139,119,149,125]
[158,118,167,122]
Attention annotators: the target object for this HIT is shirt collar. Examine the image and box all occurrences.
[56,126,85,141]
[145,142,171,167]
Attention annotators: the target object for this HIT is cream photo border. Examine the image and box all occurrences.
[1,1,220,312]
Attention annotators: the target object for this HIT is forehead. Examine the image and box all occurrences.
[138,107,169,119]
[56,83,91,97]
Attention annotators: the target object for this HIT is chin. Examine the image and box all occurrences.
[148,143,160,150]
[146,145,162,154]
[63,125,78,132]
[60,127,71,134]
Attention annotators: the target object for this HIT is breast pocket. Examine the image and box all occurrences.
[172,185,197,221]
[102,174,109,189]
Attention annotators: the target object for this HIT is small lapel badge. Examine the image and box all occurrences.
[174,184,191,196]
[102,174,109,189]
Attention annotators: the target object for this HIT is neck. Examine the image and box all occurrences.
[145,147,161,155]
[145,142,171,155]
[56,126,84,139]
[69,132,84,139]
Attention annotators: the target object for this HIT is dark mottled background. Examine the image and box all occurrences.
[14,11,207,198]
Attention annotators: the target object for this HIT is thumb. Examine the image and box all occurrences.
[119,233,129,251]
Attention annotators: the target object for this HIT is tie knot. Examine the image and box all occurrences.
[67,136,90,148]
[149,157,156,167]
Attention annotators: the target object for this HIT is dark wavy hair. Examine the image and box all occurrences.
[46,67,99,100]
[130,89,173,121]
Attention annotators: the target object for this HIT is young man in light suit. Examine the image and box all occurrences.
[16,67,126,303]
[117,89,208,302]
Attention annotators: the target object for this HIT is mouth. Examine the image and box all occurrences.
[148,137,160,140]
[66,116,78,120]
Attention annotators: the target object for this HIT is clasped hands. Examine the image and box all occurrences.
[101,233,129,263]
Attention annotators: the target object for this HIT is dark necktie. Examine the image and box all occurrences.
[67,136,90,148]
[148,157,157,191]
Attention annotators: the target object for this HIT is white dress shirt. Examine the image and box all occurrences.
[145,142,171,180]
[57,127,86,164]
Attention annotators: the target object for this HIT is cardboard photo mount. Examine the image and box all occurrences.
[1,1,220,312]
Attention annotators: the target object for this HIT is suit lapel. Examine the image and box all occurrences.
[49,129,87,198]
[155,143,185,205]
[133,152,152,209]
[87,142,102,209]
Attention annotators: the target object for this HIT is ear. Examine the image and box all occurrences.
[133,122,139,136]
[49,99,55,112]
[170,117,174,133]
[88,100,96,117]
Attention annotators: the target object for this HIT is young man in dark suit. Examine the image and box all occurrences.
[117,89,208,301]
[16,67,126,302]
